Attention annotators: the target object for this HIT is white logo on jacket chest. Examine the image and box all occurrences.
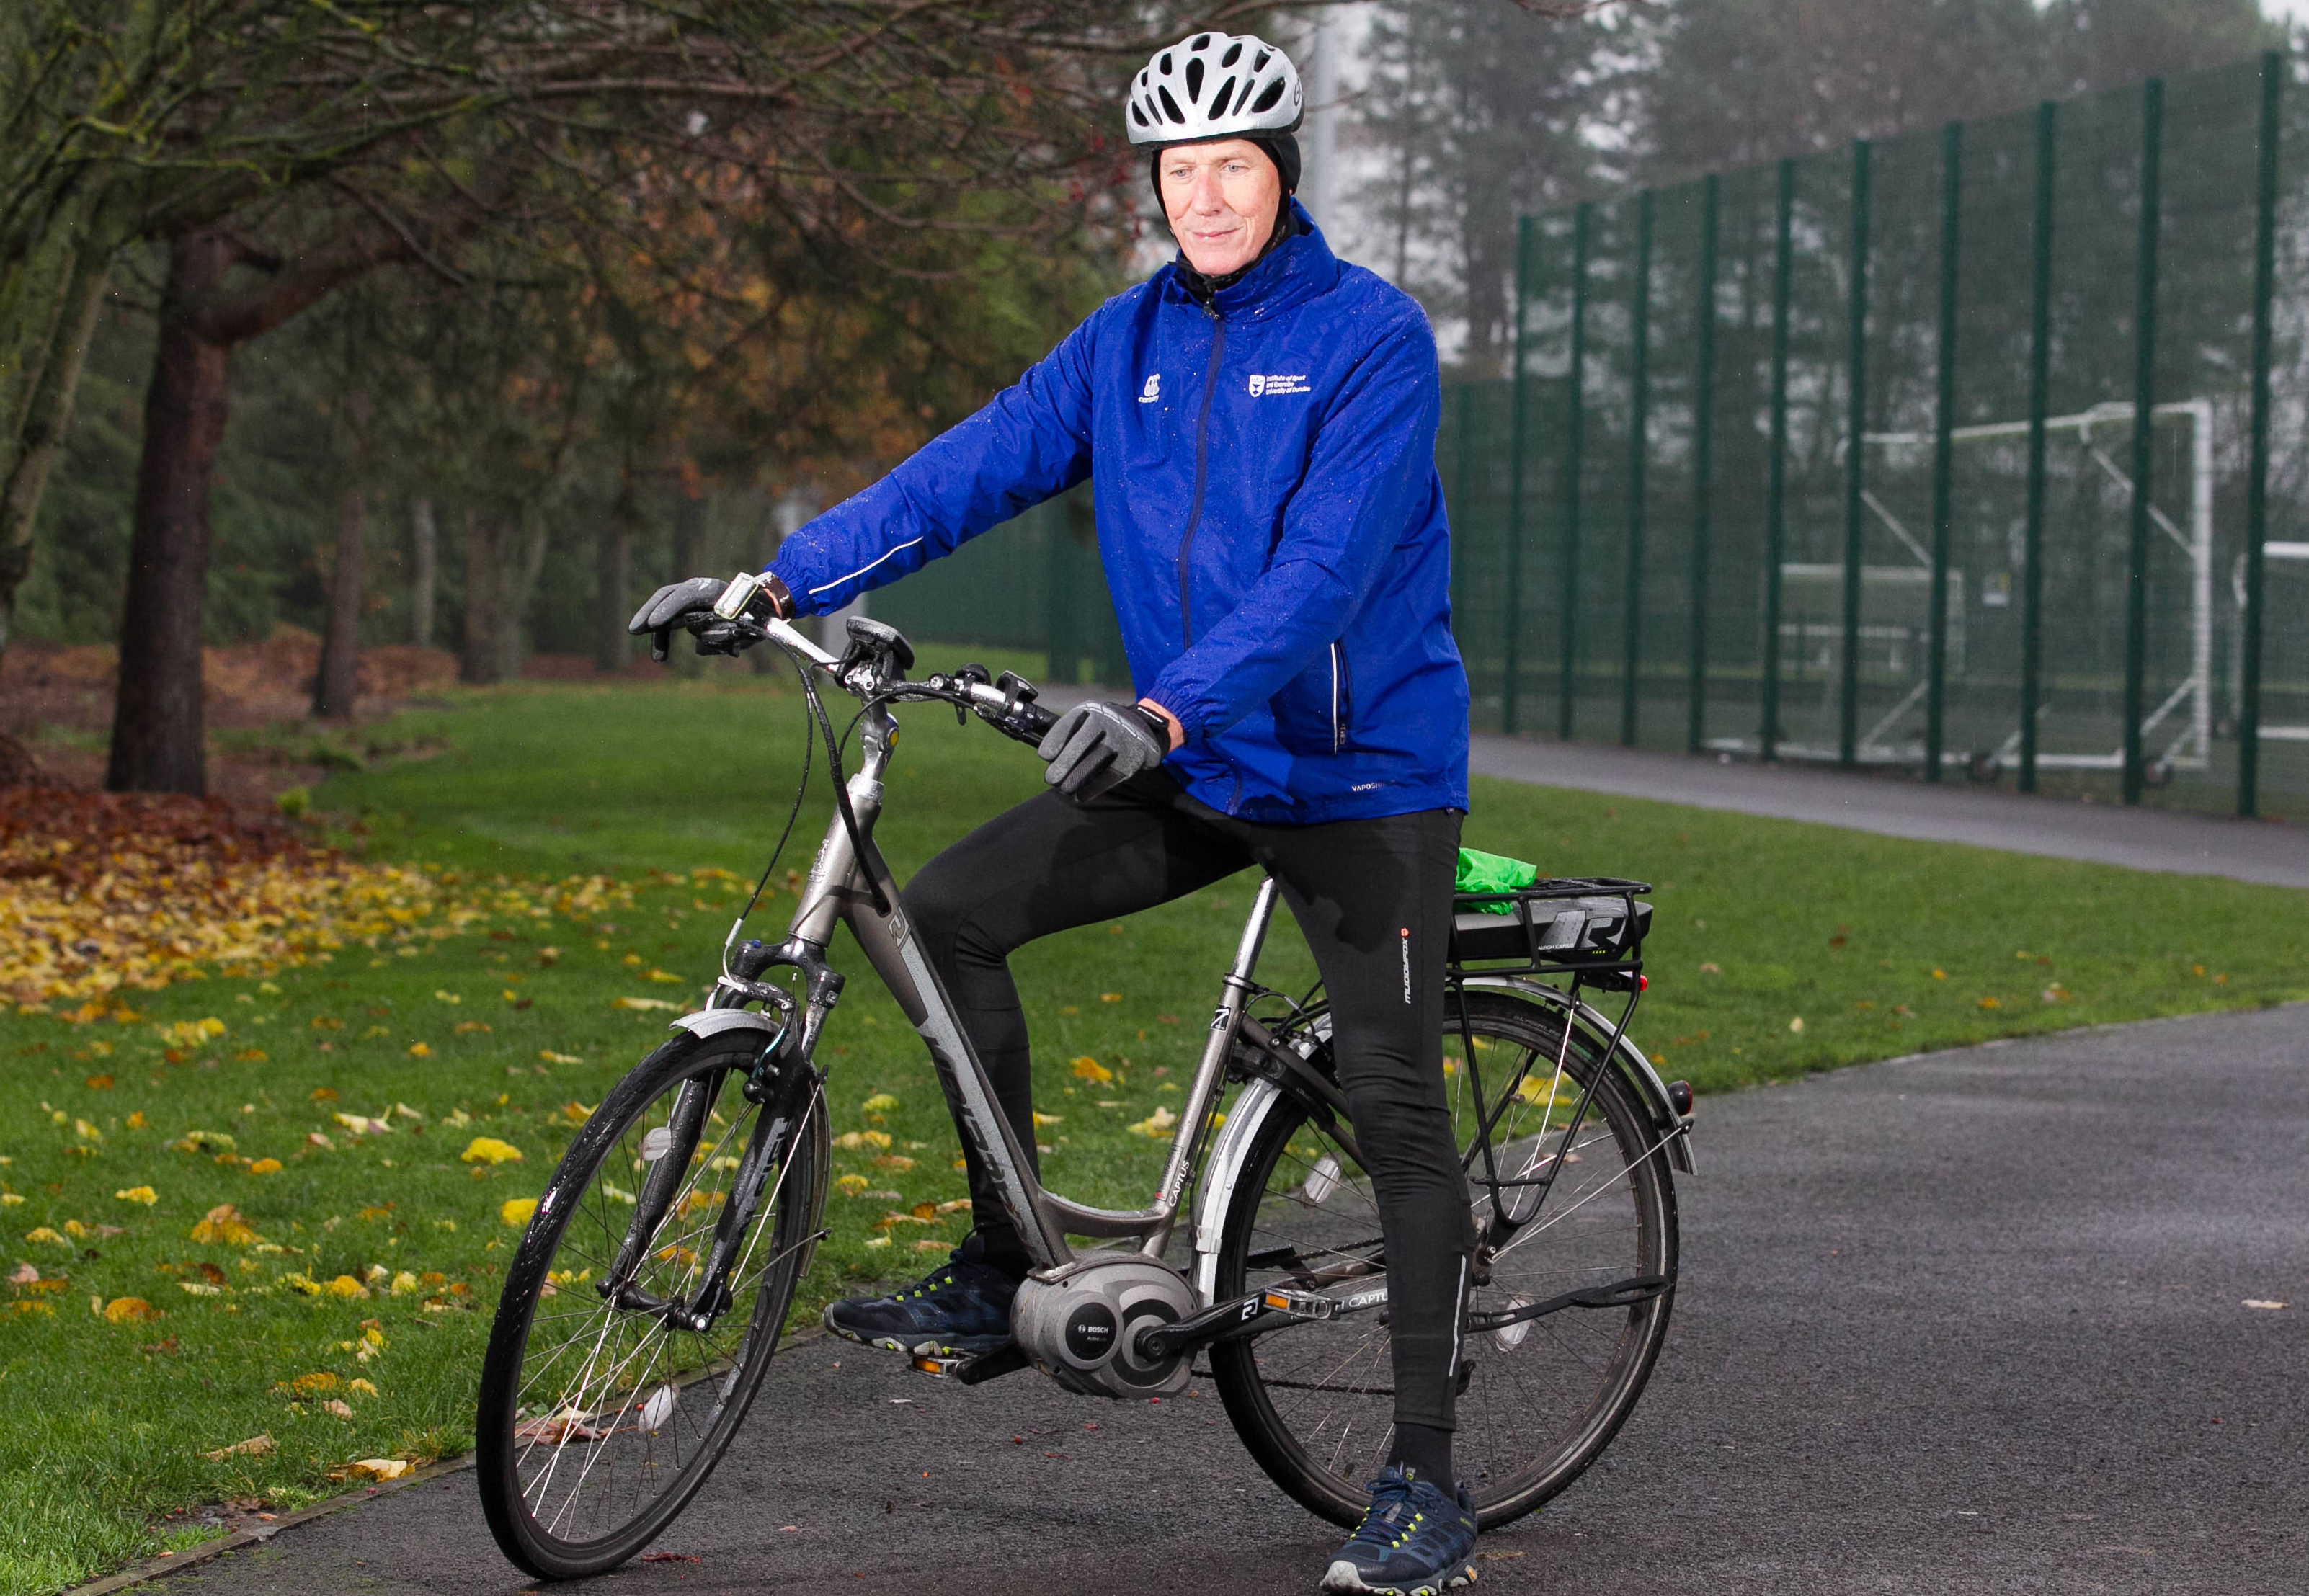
[1247,373,1309,397]
[1139,373,1161,403]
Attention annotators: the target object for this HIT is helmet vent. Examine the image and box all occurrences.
[1121,31,1299,148]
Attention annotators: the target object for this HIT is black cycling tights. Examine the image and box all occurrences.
[902,770,1472,1470]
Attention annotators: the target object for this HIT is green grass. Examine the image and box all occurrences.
[4,669,2302,1592]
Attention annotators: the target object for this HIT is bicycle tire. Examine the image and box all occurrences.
[476,1030,826,1579]
[1210,990,1678,1530]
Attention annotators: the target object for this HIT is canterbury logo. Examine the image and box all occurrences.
[1139,373,1161,403]
[1247,373,1309,397]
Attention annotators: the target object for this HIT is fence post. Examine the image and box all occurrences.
[2021,102,2055,794]
[1560,201,1593,742]
[1928,120,1962,783]
[2241,52,2282,819]
[1622,190,1654,747]
[1504,215,1534,734]
[1451,380,1474,705]
[1046,501,1079,685]
[1840,140,1872,769]
[2123,79,2163,806]
[1762,158,1795,762]
[1688,175,1719,757]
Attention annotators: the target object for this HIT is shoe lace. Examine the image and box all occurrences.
[1347,1474,1428,1551]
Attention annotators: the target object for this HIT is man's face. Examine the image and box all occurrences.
[1160,139,1282,278]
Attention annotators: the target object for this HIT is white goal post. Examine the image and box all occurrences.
[1765,398,2215,772]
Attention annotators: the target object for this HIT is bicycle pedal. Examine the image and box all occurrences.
[910,1352,965,1377]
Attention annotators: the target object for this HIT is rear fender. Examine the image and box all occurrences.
[1458,976,1695,1174]
[1191,1077,1290,1305]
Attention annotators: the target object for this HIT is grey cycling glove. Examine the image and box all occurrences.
[1037,701,1171,803]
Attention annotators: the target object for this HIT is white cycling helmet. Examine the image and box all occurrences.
[1125,31,1302,147]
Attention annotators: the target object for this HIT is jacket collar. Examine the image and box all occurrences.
[1158,200,1339,320]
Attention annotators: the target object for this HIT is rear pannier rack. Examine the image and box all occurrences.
[1445,876,1652,989]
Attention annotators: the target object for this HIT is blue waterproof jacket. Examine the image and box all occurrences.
[767,202,1469,824]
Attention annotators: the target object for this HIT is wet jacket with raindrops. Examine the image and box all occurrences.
[765,202,1469,824]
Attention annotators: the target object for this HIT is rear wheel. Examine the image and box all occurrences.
[476,1030,825,1579]
[1211,990,1678,1529]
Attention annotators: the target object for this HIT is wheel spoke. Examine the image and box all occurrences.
[1214,994,1676,1530]
[478,1043,823,1574]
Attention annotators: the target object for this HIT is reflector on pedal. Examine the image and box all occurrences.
[912,1354,961,1377]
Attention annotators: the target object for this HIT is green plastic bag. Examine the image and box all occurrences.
[1455,847,1538,913]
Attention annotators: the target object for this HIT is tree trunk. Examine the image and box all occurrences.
[314,487,365,718]
[669,486,706,678]
[0,233,112,675]
[499,501,550,682]
[459,507,504,685]
[409,498,437,648]
[107,232,237,795]
[593,478,636,674]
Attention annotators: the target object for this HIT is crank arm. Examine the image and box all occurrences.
[1134,1280,1390,1362]
[1463,1273,1671,1334]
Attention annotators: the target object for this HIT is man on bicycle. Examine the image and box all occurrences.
[633,31,1475,1594]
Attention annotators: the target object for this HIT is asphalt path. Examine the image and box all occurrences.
[1463,735,2309,890]
[151,1004,2309,1596]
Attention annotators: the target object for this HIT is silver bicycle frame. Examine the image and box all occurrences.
[721,620,1279,1281]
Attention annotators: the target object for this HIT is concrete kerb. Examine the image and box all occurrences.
[59,1453,480,1596]
[63,1325,833,1595]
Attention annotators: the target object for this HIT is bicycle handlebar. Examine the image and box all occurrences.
[735,611,1058,748]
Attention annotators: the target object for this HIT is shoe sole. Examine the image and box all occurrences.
[821,1309,1009,1359]
[1317,1557,1477,1595]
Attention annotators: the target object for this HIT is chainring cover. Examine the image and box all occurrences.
[1011,1251,1195,1399]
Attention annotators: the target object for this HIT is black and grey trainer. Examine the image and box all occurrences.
[1318,1466,1479,1595]
[822,1240,1020,1358]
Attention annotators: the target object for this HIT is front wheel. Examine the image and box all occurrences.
[476,1029,827,1579]
[1210,990,1679,1530]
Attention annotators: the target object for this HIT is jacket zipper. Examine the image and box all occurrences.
[1330,641,1352,752]
[1178,306,1227,651]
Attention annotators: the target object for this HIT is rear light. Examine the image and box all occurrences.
[1638,974,1648,991]
[1666,1080,1694,1116]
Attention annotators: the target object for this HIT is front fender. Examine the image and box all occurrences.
[669,1007,782,1043]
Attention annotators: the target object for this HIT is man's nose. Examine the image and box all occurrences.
[1190,171,1227,214]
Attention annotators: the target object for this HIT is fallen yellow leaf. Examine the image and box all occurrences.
[406,1042,432,1058]
[188,1204,261,1246]
[1070,1056,1113,1084]
[203,1435,275,1461]
[114,1186,158,1205]
[247,1158,282,1175]
[461,1137,524,1165]
[102,1296,163,1324]
[501,1198,539,1227]
[325,1275,370,1299]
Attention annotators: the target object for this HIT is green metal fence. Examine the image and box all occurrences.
[871,52,2309,819]
[1450,50,2309,818]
